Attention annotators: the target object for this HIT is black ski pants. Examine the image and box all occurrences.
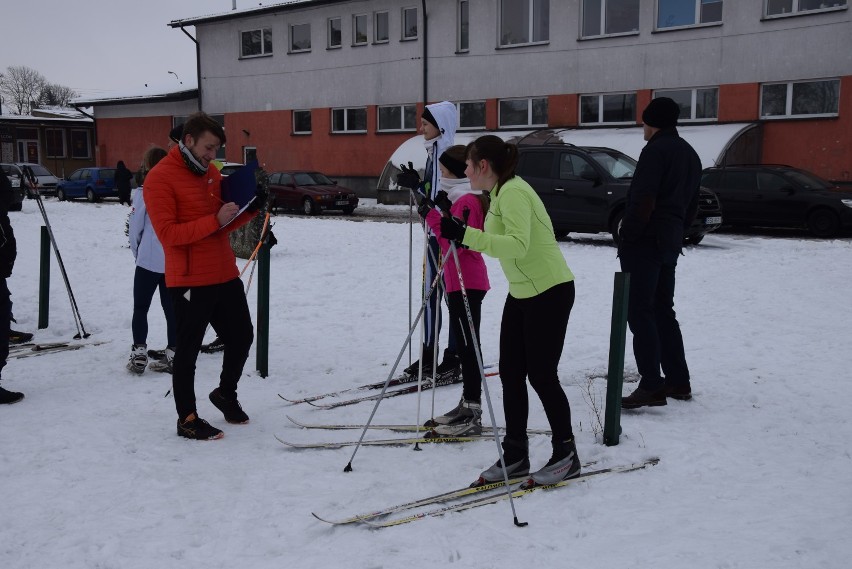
[499,281,575,445]
[170,278,253,420]
[446,289,486,402]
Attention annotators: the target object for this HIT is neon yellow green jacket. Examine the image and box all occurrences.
[462,176,574,299]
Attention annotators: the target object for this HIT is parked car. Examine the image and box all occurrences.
[1,162,60,198]
[700,164,852,237]
[515,145,722,244]
[56,167,118,202]
[268,171,359,215]
[216,161,244,177]
[0,163,27,211]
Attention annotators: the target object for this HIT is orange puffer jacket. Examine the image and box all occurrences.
[143,146,255,287]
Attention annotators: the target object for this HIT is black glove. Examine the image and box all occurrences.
[417,200,433,219]
[440,215,467,244]
[264,229,278,249]
[433,190,453,214]
[396,162,421,189]
[248,185,268,212]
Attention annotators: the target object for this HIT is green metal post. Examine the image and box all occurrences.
[255,238,270,378]
[604,271,630,446]
[38,226,50,329]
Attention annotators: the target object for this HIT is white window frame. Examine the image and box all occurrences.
[402,7,418,40]
[353,14,368,46]
[455,100,487,130]
[653,87,719,121]
[293,110,312,134]
[458,1,470,52]
[328,17,342,49]
[759,78,841,119]
[498,0,550,48]
[331,107,368,133]
[655,0,723,31]
[580,0,641,38]
[289,22,311,53]
[498,97,548,128]
[579,92,637,125]
[240,28,273,58]
[764,0,847,18]
[374,11,389,43]
[45,128,66,159]
[377,104,417,132]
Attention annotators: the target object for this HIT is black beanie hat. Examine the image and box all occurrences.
[642,97,680,129]
[169,124,184,144]
[421,107,439,129]
[439,151,467,179]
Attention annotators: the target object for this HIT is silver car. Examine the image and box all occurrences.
[10,162,61,197]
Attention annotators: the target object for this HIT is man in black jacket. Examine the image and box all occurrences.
[619,97,701,409]
[0,167,23,404]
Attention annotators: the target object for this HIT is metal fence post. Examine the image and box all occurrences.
[604,271,630,446]
[255,238,270,378]
[38,226,50,329]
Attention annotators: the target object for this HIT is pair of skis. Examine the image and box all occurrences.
[312,458,659,527]
[8,341,107,359]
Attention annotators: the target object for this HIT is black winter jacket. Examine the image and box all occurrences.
[0,169,17,279]
[621,128,701,251]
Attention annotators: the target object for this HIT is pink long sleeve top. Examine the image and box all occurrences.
[426,193,490,293]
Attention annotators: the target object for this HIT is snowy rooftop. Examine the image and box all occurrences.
[169,1,321,27]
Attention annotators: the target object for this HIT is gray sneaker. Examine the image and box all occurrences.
[431,397,465,426]
[472,437,530,485]
[529,439,581,486]
[432,400,482,436]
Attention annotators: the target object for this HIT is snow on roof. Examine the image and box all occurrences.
[73,86,198,106]
[169,0,319,27]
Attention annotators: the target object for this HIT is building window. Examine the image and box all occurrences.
[500,0,549,46]
[374,11,389,43]
[328,18,342,48]
[45,128,66,158]
[582,0,640,37]
[290,23,311,52]
[499,97,548,127]
[656,0,722,29]
[760,79,840,118]
[70,129,91,159]
[653,87,719,120]
[456,101,487,129]
[766,0,847,16]
[293,110,312,134]
[378,104,417,132]
[580,93,637,124]
[402,7,418,40]
[241,28,272,57]
[353,14,368,45]
[458,1,470,51]
[332,107,368,133]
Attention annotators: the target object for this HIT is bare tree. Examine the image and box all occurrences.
[0,65,47,115]
[39,83,78,107]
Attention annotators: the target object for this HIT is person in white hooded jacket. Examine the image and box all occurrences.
[127,146,176,374]
[397,101,461,381]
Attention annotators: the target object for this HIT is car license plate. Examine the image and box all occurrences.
[705,216,722,225]
[335,200,349,206]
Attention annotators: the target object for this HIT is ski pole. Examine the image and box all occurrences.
[343,247,454,472]
[27,172,89,339]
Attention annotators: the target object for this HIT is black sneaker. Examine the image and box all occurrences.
[403,358,434,378]
[665,382,692,401]
[209,387,249,424]
[435,356,461,380]
[9,330,34,345]
[177,413,223,440]
[0,386,25,404]
[200,337,225,354]
[147,348,167,361]
[622,386,668,409]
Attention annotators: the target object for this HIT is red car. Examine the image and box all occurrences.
[267,171,358,215]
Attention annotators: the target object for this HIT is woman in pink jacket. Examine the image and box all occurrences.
[424,145,490,436]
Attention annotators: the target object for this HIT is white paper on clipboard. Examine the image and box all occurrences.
[218,196,257,229]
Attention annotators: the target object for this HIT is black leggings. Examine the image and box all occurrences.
[446,289,486,402]
[499,281,575,444]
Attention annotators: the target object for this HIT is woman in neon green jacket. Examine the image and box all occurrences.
[440,135,581,488]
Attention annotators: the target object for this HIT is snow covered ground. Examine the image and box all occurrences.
[1,197,850,568]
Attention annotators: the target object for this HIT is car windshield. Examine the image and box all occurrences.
[587,150,636,179]
[294,172,334,185]
[27,164,54,176]
[785,170,833,190]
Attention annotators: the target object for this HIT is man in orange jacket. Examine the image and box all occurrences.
[145,112,262,440]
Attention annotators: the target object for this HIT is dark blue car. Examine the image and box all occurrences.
[57,167,118,202]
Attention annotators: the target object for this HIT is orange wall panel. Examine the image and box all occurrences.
[719,84,760,122]
[98,117,174,169]
[548,94,577,127]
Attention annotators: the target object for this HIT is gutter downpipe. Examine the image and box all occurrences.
[179,25,202,111]
[421,0,427,105]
